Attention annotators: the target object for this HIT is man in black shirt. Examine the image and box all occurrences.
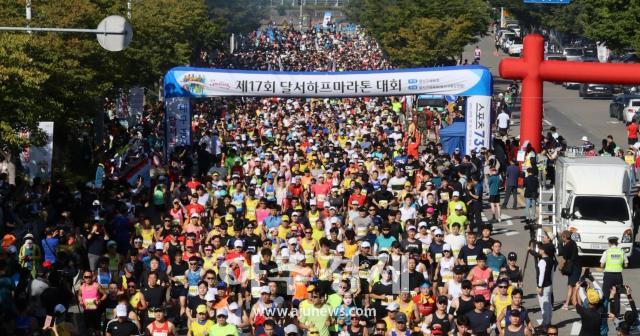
[141,272,166,325]
[106,304,140,336]
[400,225,423,255]
[458,232,482,270]
[559,230,581,310]
[465,295,495,334]
[406,257,426,292]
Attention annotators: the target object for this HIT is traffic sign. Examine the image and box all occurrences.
[524,0,570,3]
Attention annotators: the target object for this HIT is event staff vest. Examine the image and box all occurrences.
[604,247,624,272]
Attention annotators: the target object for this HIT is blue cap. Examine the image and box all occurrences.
[421,281,432,288]
[216,281,228,289]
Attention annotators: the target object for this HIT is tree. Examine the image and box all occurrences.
[0,0,225,179]
[206,0,266,35]
[347,0,492,67]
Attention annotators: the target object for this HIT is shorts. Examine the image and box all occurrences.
[170,285,187,298]
[629,138,637,145]
[489,195,500,203]
[567,264,581,286]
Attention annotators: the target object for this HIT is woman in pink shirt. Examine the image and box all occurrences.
[77,270,106,335]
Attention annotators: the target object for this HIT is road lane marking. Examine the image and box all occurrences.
[571,322,581,335]
[505,231,518,236]
[543,119,552,126]
[576,122,583,126]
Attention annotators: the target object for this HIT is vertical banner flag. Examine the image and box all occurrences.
[323,12,332,28]
[465,96,492,154]
[165,97,192,155]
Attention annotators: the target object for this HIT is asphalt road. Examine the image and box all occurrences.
[463,34,638,335]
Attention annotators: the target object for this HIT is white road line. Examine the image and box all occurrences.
[608,121,620,124]
[570,322,581,335]
[543,119,552,126]
[505,231,519,236]
[576,122,583,126]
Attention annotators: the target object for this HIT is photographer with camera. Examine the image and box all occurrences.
[572,278,612,336]
[600,236,629,317]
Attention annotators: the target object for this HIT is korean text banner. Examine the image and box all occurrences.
[165,97,191,155]
[164,66,492,98]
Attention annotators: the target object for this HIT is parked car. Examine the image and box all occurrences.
[500,32,516,52]
[544,54,566,61]
[563,47,584,61]
[609,94,640,121]
[508,37,523,56]
[506,23,521,37]
[611,53,639,64]
[579,83,614,99]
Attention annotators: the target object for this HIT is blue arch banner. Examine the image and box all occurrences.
[163,66,493,155]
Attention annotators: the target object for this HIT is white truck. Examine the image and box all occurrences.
[555,156,636,257]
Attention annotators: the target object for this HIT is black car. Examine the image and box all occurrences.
[579,83,614,99]
[609,94,640,121]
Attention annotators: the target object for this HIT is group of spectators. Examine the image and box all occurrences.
[0,23,638,336]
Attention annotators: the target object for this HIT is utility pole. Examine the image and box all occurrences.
[299,0,303,30]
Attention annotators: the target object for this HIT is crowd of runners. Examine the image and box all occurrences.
[0,24,637,336]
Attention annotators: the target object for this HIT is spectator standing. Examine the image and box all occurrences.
[502,160,520,209]
[559,230,581,311]
[487,168,502,223]
[627,122,638,145]
[535,243,554,331]
[523,168,539,224]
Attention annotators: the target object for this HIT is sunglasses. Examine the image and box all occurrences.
[190,263,198,266]
[206,277,215,280]
[435,234,443,237]
[375,328,387,331]
[83,275,93,279]
[499,286,508,289]
[462,286,471,290]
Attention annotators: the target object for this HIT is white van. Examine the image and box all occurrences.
[556,156,635,257]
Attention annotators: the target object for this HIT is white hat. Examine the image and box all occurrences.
[452,191,460,196]
[443,243,452,251]
[293,253,306,262]
[115,304,127,317]
[330,217,339,224]
[280,248,290,258]
[234,240,244,247]
[54,304,66,314]
[228,302,239,310]
[336,244,345,253]
[309,199,317,205]
[418,221,427,228]
[386,302,400,311]
[454,203,463,210]
[284,324,299,334]
[288,237,298,245]
[581,136,589,142]
[155,241,164,250]
[216,308,229,316]
[92,200,100,206]
[407,225,417,231]
[361,241,371,248]
[260,286,270,294]
[204,291,216,301]
[432,228,443,236]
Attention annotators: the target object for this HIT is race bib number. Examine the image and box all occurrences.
[435,253,443,263]
[153,332,168,336]
[105,308,114,320]
[379,200,388,207]
[492,270,500,280]
[188,285,198,296]
[147,310,155,319]
[468,255,478,266]
[84,298,97,310]
[174,275,185,284]
[482,248,491,255]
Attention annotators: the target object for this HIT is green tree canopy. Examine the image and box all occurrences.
[347,0,492,67]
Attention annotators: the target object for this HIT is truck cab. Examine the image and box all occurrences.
[556,156,635,257]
